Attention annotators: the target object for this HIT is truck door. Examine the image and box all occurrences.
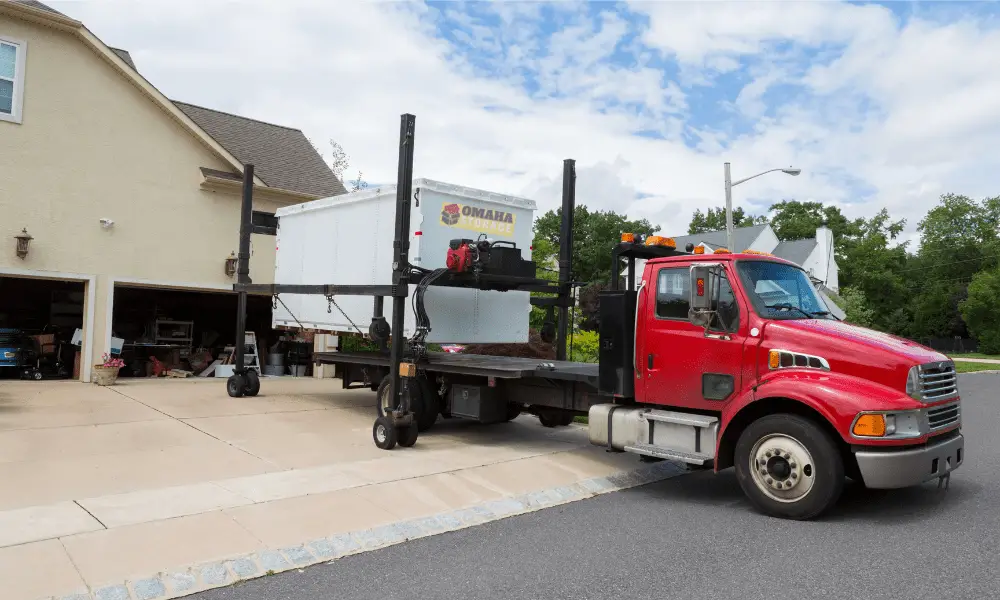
[639,263,747,411]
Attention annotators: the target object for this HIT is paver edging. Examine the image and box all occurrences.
[57,460,686,600]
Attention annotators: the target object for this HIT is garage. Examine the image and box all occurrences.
[0,274,87,381]
[109,284,314,379]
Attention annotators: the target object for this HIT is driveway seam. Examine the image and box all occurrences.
[106,387,277,468]
[73,500,108,530]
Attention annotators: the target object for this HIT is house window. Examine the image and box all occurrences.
[0,36,26,124]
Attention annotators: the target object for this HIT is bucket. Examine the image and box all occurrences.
[92,365,120,386]
[289,365,306,377]
[268,353,285,367]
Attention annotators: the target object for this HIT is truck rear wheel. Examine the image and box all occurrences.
[376,375,435,432]
[734,414,844,520]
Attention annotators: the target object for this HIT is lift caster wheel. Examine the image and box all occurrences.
[373,416,398,450]
[398,421,419,447]
[226,374,246,398]
[243,370,260,397]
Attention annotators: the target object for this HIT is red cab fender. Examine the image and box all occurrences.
[715,370,925,470]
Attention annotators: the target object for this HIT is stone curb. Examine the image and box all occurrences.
[57,461,687,600]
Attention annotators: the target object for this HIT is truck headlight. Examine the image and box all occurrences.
[905,366,921,401]
[852,410,923,439]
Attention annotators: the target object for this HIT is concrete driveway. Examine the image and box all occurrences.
[0,377,673,600]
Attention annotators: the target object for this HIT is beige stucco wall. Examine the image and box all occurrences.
[0,15,292,380]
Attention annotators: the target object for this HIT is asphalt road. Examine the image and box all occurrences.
[194,373,999,600]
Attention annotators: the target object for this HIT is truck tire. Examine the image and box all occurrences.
[243,370,260,397]
[375,375,395,418]
[734,414,844,520]
[398,421,419,447]
[376,375,435,432]
[538,410,573,428]
[416,378,439,432]
[373,416,397,450]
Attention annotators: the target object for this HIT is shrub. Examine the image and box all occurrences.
[960,267,1000,354]
[568,329,599,363]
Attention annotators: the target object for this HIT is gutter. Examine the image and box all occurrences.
[200,174,322,204]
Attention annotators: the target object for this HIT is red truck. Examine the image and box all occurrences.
[588,247,963,520]
[230,113,963,520]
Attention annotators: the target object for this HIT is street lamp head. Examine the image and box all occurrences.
[782,167,802,176]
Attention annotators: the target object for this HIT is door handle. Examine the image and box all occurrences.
[648,354,654,369]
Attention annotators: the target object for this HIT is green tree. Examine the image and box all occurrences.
[837,209,909,333]
[687,206,767,234]
[768,200,864,252]
[838,286,875,328]
[906,194,1000,339]
[960,266,1000,353]
[532,206,659,285]
[532,206,658,332]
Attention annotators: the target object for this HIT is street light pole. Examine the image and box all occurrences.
[724,162,734,252]
[723,164,801,252]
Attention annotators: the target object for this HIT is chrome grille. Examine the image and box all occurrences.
[918,362,958,401]
[927,402,961,431]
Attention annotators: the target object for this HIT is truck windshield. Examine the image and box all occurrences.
[736,260,832,320]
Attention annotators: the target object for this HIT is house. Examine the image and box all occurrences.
[0,1,344,382]
[670,223,839,292]
[626,221,843,317]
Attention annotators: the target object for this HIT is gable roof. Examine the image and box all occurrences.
[671,224,769,253]
[773,239,817,266]
[175,102,346,198]
[109,47,136,70]
[11,0,64,16]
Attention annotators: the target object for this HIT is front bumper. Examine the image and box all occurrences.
[855,433,963,489]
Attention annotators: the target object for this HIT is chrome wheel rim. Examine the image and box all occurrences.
[749,433,815,503]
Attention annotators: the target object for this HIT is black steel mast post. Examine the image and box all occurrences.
[556,159,576,361]
[234,164,254,376]
[388,114,416,419]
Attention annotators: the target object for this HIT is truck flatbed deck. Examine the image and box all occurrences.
[315,351,600,385]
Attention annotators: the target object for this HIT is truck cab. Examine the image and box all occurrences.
[593,248,963,520]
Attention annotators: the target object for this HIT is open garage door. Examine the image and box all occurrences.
[110,284,288,378]
[0,275,86,381]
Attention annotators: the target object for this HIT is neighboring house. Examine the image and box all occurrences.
[0,1,344,382]
[670,223,839,292]
[627,221,843,316]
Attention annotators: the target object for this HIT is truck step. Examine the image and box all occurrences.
[640,411,719,428]
[625,443,713,466]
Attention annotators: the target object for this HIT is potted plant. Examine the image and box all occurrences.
[93,353,124,386]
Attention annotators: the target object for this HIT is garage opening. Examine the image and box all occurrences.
[110,286,312,378]
[0,276,86,380]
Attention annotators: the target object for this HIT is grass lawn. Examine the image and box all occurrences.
[954,361,1000,374]
[949,352,1000,360]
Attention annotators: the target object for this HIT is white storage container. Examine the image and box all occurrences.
[272,179,537,344]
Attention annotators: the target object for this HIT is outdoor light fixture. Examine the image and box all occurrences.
[14,228,32,259]
[724,163,802,251]
[225,252,238,277]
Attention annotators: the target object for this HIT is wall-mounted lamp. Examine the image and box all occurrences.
[225,252,238,277]
[14,228,32,259]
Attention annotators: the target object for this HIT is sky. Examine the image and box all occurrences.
[55,0,1000,246]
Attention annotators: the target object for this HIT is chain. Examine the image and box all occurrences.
[273,294,305,330]
[327,295,365,336]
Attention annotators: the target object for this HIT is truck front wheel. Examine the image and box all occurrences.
[734,414,844,520]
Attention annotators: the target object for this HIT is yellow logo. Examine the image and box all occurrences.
[440,202,516,238]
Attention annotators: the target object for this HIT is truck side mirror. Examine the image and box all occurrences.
[688,264,717,329]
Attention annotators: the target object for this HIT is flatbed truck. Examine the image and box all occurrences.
[226,113,964,519]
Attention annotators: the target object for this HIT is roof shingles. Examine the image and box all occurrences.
[671,224,769,253]
[175,102,345,198]
[773,239,818,266]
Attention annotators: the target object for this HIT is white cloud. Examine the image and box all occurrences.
[52,0,1000,248]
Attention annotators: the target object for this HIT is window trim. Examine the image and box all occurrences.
[653,266,691,322]
[0,35,27,124]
